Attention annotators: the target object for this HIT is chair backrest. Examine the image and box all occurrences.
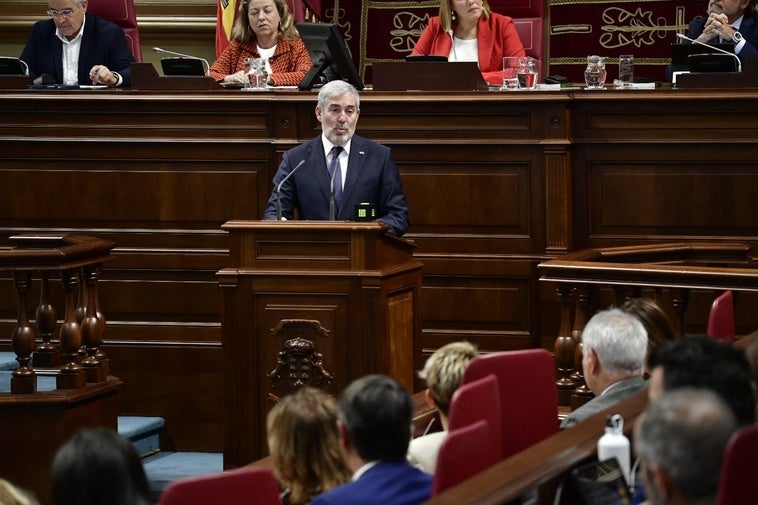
[494,0,545,77]
[159,466,282,505]
[447,373,503,461]
[707,290,735,343]
[462,348,559,459]
[716,424,758,505]
[86,0,142,62]
[432,419,499,495]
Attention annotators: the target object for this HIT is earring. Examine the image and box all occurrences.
[452,11,456,21]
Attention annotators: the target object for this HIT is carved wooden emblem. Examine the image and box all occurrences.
[267,320,334,400]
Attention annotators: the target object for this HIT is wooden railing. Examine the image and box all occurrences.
[539,242,758,406]
[0,233,115,392]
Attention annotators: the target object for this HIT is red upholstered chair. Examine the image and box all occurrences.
[159,466,282,505]
[707,290,735,343]
[432,419,499,495]
[716,424,758,505]
[447,373,503,462]
[86,0,142,62]
[462,348,559,459]
[493,0,545,76]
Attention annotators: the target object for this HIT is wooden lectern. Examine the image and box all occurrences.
[217,221,423,467]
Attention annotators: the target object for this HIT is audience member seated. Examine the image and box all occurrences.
[634,388,738,505]
[619,297,676,373]
[407,341,477,474]
[208,0,311,86]
[685,0,758,59]
[560,308,648,428]
[647,336,756,425]
[267,387,351,505]
[20,0,135,87]
[410,0,525,86]
[310,374,432,505]
[51,427,152,505]
[0,479,39,505]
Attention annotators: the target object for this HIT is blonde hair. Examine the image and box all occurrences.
[266,388,351,505]
[439,0,491,32]
[232,0,299,43]
[418,341,478,416]
[0,479,38,505]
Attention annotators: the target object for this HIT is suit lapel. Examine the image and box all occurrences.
[305,138,331,203]
[342,136,366,210]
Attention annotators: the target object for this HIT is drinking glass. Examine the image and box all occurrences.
[502,57,520,90]
[517,57,539,90]
[616,55,634,88]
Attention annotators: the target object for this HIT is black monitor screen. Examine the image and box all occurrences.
[0,57,27,75]
[296,22,364,91]
[161,57,206,76]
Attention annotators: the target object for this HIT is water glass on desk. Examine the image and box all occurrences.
[616,54,634,88]
[246,58,268,89]
[502,57,520,90]
[517,57,539,90]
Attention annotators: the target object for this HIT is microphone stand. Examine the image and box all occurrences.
[152,47,210,75]
[275,159,306,220]
[676,33,742,73]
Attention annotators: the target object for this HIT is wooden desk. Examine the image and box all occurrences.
[0,88,755,456]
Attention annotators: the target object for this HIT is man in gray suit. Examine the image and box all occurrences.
[561,308,648,428]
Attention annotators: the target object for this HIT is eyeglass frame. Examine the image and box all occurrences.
[46,5,80,18]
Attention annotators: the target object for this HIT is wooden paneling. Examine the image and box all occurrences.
[1,89,756,456]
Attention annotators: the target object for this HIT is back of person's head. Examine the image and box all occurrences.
[51,427,151,505]
[338,374,413,462]
[648,336,756,425]
[634,388,737,504]
[0,479,38,505]
[317,80,360,110]
[418,341,477,417]
[620,297,676,356]
[266,387,351,505]
[582,308,647,379]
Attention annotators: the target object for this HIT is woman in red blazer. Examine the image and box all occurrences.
[411,0,525,86]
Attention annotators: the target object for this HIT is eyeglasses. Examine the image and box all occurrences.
[46,6,79,18]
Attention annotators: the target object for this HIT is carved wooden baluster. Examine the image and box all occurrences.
[11,270,36,394]
[91,264,109,376]
[670,288,690,338]
[554,284,576,407]
[32,270,61,367]
[80,265,107,382]
[75,272,88,359]
[57,268,85,389]
[570,285,594,406]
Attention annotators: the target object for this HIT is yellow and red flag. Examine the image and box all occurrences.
[216,0,239,57]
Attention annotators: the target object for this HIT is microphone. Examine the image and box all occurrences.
[152,47,210,74]
[676,33,742,72]
[275,159,306,220]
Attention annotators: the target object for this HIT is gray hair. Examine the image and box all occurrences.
[317,80,360,110]
[582,308,647,379]
[634,388,737,502]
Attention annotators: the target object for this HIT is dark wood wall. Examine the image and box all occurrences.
[1,89,756,455]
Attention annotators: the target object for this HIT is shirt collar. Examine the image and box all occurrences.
[351,460,380,481]
[321,134,352,159]
[55,13,86,44]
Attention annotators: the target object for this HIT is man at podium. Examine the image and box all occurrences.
[262,80,410,236]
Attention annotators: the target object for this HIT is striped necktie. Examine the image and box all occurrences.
[329,146,343,209]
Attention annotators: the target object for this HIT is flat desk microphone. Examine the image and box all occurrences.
[275,159,306,220]
[676,33,742,72]
[152,47,210,74]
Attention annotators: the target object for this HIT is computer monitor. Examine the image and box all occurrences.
[296,22,364,91]
[160,57,206,77]
[0,57,27,75]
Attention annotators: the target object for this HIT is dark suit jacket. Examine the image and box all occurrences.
[310,461,432,505]
[20,12,135,86]
[687,8,758,58]
[262,135,410,236]
[560,376,648,429]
